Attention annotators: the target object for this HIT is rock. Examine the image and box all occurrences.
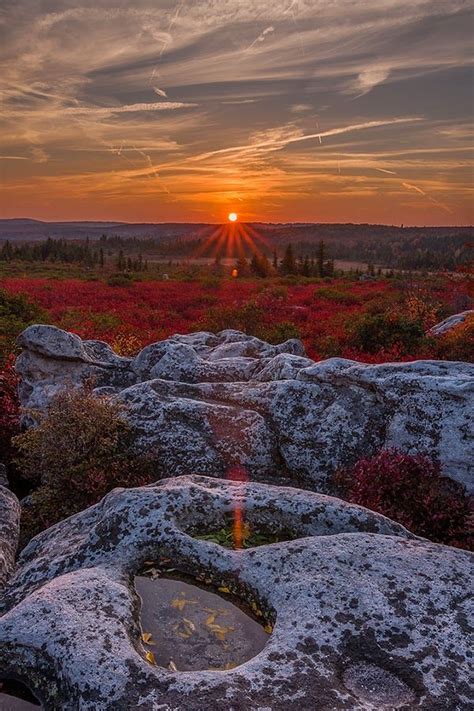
[428,310,473,336]
[0,486,20,589]
[0,464,9,488]
[16,325,474,492]
[0,476,471,709]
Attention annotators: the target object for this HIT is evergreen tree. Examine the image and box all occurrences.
[317,240,325,276]
[281,244,296,274]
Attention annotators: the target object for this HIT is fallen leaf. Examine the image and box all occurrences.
[218,586,230,594]
[171,597,186,611]
[264,623,273,634]
[183,618,196,632]
[141,632,155,645]
[168,660,178,672]
[145,651,156,665]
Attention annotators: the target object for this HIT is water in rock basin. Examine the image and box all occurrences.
[0,680,41,709]
[135,576,270,671]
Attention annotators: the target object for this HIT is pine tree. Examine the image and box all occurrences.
[281,244,296,274]
[317,240,325,277]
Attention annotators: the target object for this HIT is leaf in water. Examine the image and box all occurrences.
[143,567,160,579]
[183,618,196,633]
[171,596,186,611]
[206,612,217,626]
[141,632,155,645]
[145,650,156,665]
[208,623,235,641]
[223,661,238,670]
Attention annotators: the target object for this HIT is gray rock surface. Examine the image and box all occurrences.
[16,325,474,493]
[428,310,473,336]
[1,475,472,709]
[0,486,20,589]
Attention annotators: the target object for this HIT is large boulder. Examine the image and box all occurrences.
[0,486,20,589]
[16,326,474,492]
[0,475,472,709]
[428,310,473,336]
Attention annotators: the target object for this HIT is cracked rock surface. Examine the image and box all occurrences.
[16,325,474,492]
[0,475,472,710]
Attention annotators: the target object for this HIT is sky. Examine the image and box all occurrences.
[0,0,472,225]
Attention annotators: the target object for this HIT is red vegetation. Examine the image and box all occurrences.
[333,449,473,549]
[0,275,471,362]
[0,355,20,468]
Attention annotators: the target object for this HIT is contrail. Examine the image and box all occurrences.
[188,117,423,163]
[245,26,275,52]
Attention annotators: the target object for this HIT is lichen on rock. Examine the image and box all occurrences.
[15,325,474,492]
[0,475,472,709]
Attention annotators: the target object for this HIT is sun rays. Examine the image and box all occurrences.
[191,219,271,263]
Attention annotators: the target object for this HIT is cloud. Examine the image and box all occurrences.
[246,25,275,51]
[62,101,198,116]
[0,155,28,160]
[0,0,471,223]
[352,67,391,97]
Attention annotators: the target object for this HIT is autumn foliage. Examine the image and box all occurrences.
[13,386,157,546]
[333,449,473,549]
[0,274,471,363]
[0,355,20,470]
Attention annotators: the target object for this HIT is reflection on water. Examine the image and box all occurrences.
[135,576,269,671]
[0,680,41,710]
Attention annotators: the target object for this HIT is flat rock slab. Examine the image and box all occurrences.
[0,476,472,709]
[16,325,474,492]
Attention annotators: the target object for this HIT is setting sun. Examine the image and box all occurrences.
[228,212,238,222]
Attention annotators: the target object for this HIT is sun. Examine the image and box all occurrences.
[228,212,238,222]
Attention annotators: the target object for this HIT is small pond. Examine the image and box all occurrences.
[135,575,270,672]
[0,680,41,709]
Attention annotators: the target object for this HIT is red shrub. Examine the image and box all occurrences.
[333,449,472,549]
[0,355,20,467]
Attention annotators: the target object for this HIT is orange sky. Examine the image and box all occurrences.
[0,1,473,225]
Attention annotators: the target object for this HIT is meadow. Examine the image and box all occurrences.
[1,266,472,366]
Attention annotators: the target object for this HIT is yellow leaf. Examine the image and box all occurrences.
[183,618,196,632]
[218,586,230,594]
[145,651,156,665]
[171,597,186,611]
[206,613,216,626]
[263,623,273,634]
[141,632,155,645]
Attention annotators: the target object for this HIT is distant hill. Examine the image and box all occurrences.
[0,218,471,243]
[0,218,213,242]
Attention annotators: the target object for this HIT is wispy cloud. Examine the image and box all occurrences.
[0,0,471,223]
[62,101,198,116]
[245,26,275,52]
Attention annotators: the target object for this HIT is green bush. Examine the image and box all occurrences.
[107,272,133,287]
[14,386,157,546]
[0,289,46,364]
[347,310,426,354]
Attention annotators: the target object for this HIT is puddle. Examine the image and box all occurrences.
[135,576,270,671]
[191,516,298,549]
[0,680,41,709]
